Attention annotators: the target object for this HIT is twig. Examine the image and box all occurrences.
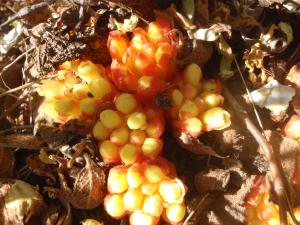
[0,0,56,28]
[0,87,18,98]
[0,125,33,134]
[166,4,196,30]
[0,74,57,99]
[231,57,300,225]
[233,58,265,133]
[183,194,211,225]
[222,85,299,225]
[0,81,37,98]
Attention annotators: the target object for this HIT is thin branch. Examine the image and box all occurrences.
[0,125,33,134]
[233,58,266,133]
[222,85,299,225]
[0,74,57,99]
[0,0,56,28]
[229,57,300,224]
[183,194,211,225]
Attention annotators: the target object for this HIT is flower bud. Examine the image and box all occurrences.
[183,63,202,87]
[100,109,123,129]
[115,93,138,114]
[159,178,186,204]
[93,120,110,141]
[104,194,126,218]
[130,210,158,225]
[200,107,231,131]
[107,166,128,193]
[123,188,144,211]
[163,203,186,224]
[143,194,164,217]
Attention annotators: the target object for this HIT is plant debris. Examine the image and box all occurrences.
[1,0,300,225]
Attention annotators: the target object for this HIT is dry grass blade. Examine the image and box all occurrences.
[0,125,33,134]
[0,82,37,99]
[183,194,212,225]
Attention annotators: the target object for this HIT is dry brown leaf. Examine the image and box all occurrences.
[26,154,57,184]
[55,154,106,209]
[38,126,74,149]
[0,179,23,225]
[173,130,225,157]
[41,199,72,225]
[0,179,45,225]
[61,119,92,137]
[0,147,15,178]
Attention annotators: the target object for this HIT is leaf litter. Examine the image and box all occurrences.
[0,0,300,225]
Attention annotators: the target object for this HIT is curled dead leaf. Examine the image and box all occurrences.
[172,130,226,158]
[41,198,72,225]
[260,22,293,53]
[243,43,270,86]
[0,179,45,225]
[55,154,106,209]
[67,139,96,168]
[26,154,57,184]
[166,4,196,30]
[38,126,74,149]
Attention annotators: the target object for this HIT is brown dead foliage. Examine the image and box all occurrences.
[1,0,300,225]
